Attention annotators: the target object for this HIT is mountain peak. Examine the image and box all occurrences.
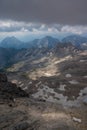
[44,36,53,39]
[43,36,58,40]
[0,36,24,49]
[4,36,17,40]
[62,35,87,48]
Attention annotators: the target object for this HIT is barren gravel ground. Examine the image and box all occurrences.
[0,98,87,130]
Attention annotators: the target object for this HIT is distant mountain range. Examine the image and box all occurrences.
[0,36,24,49]
[0,35,87,49]
[62,35,87,48]
[0,34,87,70]
[0,36,60,49]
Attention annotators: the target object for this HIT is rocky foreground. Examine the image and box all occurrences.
[0,73,87,130]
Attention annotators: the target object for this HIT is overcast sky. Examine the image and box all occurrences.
[0,0,87,41]
[0,0,87,25]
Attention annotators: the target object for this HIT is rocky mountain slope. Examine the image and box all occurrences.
[0,47,18,70]
[0,36,60,49]
[1,35,87,50]
[0,55,87,130]
[62,35,87,48]
[0,39,81,69]
[0,73,28,101]
[0,36,60,69]
[0,35,87,130]
[0,35,87,69]
[7,48,87,107]
[0,36,24,49]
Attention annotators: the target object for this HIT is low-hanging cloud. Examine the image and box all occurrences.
[0,20,87,36]
[0,0,87,25]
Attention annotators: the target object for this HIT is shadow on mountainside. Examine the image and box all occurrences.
[0,73,29,102]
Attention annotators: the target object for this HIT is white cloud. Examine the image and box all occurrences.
[40,24,46,29]
[48,27,58,33]
[0,20,87,40]
[20,27,29,32]
[61,25,87,35]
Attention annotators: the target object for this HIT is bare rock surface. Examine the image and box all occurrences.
[0,50,87,130]
[0,73,29,101]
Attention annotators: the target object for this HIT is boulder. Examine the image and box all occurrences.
[83,97,87,105]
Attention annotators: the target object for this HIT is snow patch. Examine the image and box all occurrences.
[83,97,87,105]
[83,76,87,78]
[79,87,87,96]
[20,83,24,87]
[69,80,79,85]
[32,85,80,107]
[28,81,32,85]
[23,86,28,90]
[73,117,81,123]
[58,84,66,91]
[80,60,86,62]
[65,74,72,78]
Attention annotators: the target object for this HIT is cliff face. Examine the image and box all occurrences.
[0,73,29,101]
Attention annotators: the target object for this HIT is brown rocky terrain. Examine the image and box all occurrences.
[0,50,87,130]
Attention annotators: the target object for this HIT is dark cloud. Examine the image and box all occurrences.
[0,0,87,25]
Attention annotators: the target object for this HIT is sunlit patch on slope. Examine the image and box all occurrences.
[7,61,25,72]
[28,55,73,80]
[42,112,69,120]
